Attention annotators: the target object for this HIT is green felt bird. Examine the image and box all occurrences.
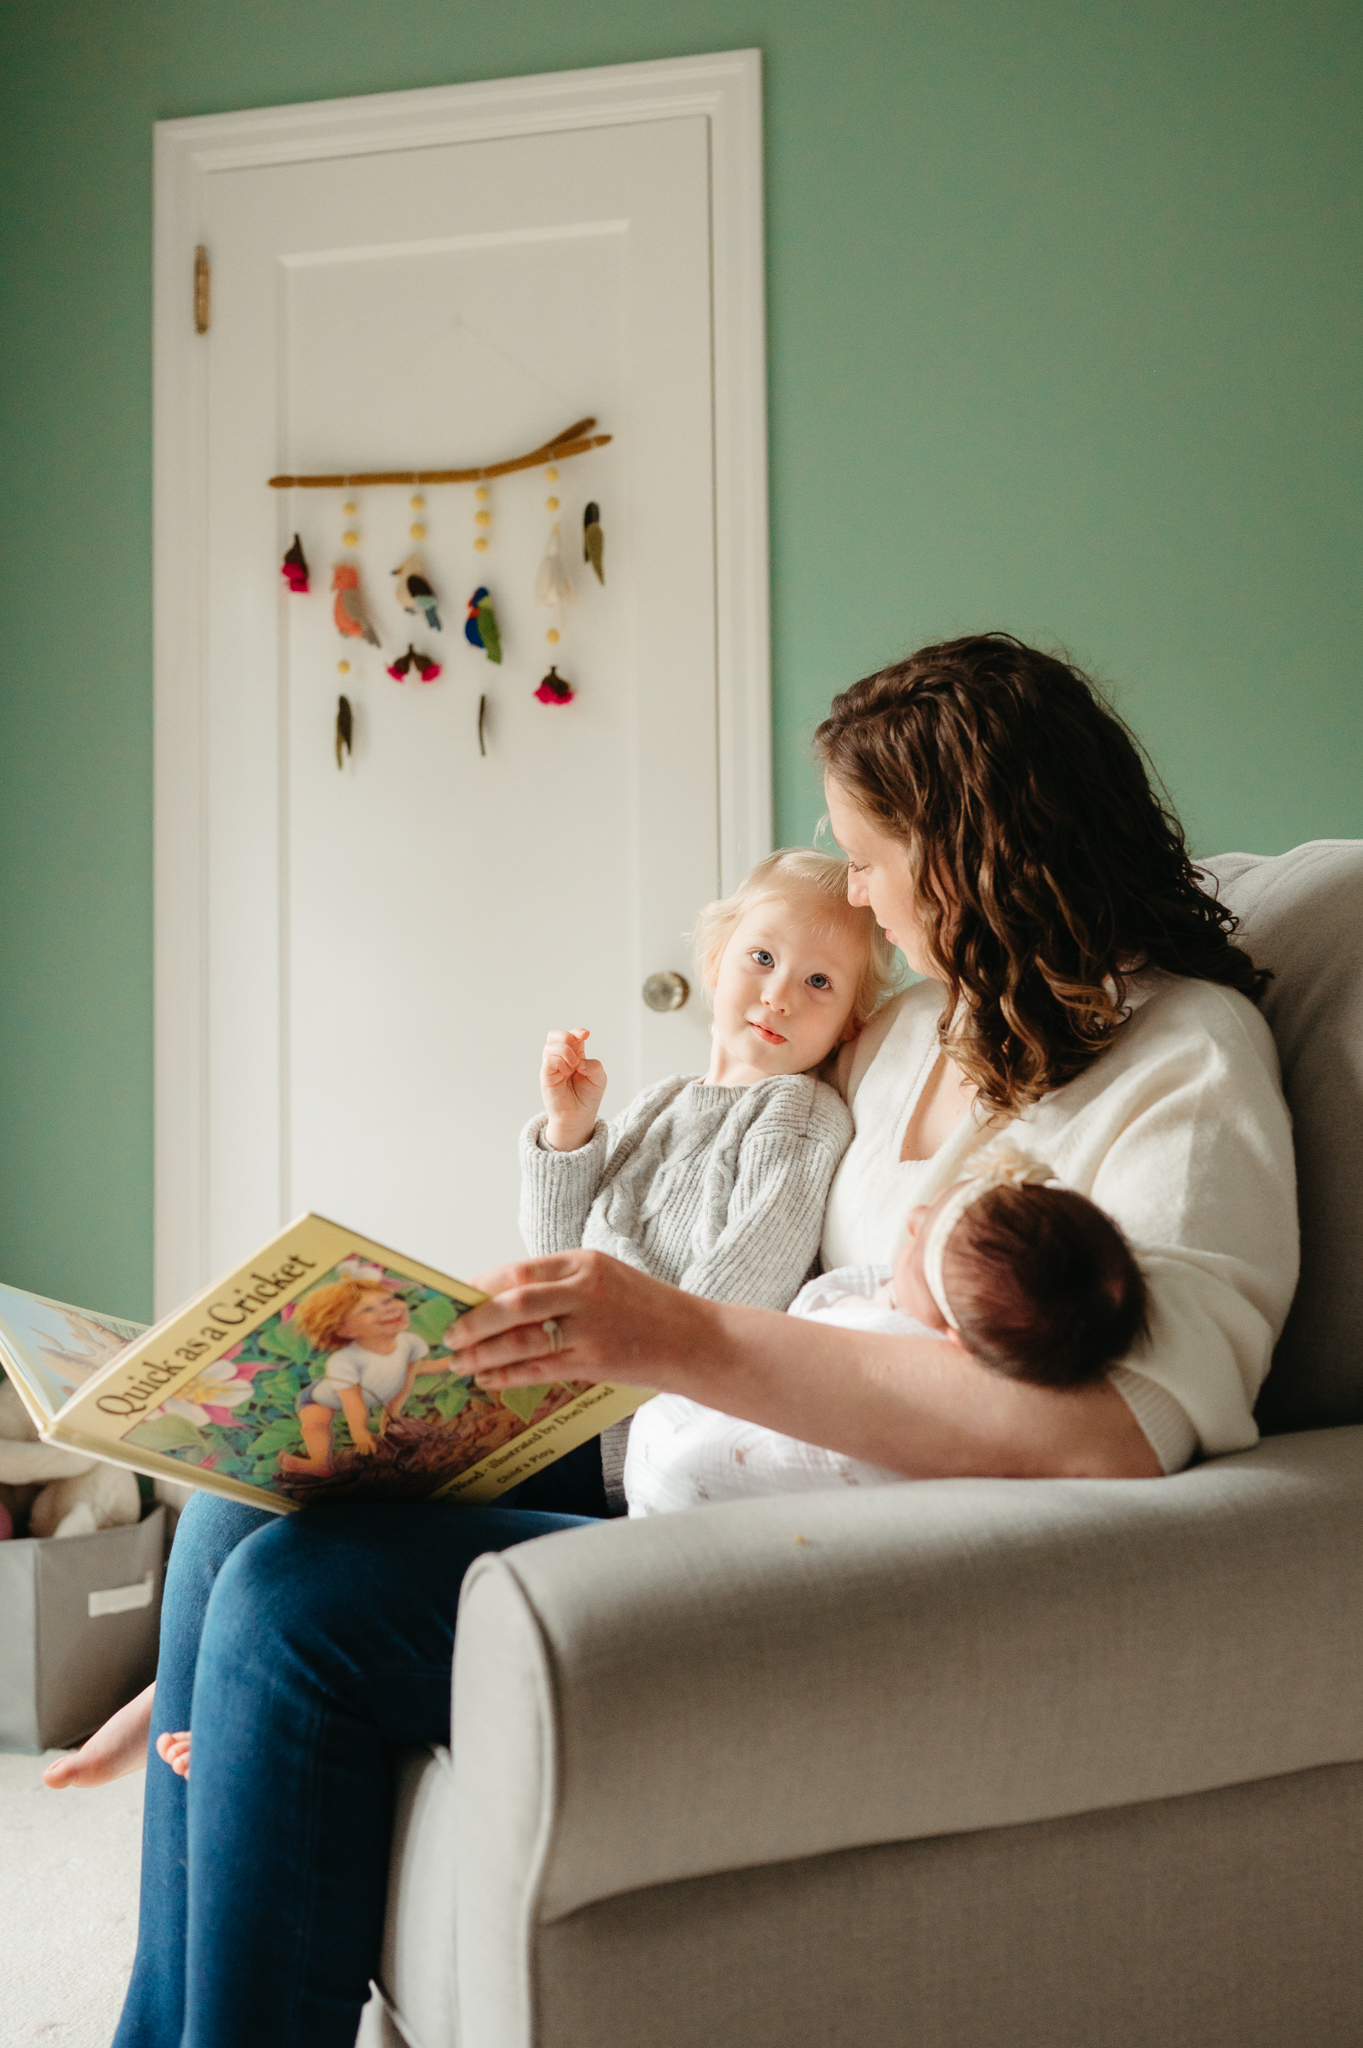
[464,586,502,664]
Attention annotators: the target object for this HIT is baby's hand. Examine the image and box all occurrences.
[541,1028,607,1151]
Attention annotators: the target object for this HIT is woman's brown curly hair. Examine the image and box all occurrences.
[814,633,1268,1115]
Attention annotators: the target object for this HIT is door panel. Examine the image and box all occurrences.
[201,116,721,1275]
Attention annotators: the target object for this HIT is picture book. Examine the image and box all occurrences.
[0,1216,647,1514]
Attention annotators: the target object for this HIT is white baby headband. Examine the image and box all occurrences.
[920,1141,1059,1331]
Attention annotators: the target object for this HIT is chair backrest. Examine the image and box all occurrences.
[1201,842,1363,1433]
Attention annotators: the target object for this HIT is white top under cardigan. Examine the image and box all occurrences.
[819,971,1298,1471]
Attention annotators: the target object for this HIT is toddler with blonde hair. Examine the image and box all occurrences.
[522,851,899,1501]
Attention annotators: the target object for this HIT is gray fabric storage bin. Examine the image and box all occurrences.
[0,1504,165,1752]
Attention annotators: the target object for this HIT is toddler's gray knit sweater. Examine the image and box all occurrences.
[519,1073,854,1310]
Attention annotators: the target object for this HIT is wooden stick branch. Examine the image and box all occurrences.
[268,418,611,490]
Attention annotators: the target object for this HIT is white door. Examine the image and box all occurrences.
[154,57,769,1306]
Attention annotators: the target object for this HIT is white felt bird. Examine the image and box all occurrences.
[534,524,574,609]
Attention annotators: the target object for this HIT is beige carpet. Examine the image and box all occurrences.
[0,1749,144,2045]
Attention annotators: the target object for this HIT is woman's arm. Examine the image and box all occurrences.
[446,1251,1162,1480]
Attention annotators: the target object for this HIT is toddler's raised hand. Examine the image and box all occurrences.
[541,1028,607,1152]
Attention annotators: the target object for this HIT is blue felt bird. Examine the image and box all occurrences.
[393,553,442,633]
[464,586,502,664]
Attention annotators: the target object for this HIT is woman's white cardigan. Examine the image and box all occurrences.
[820,971,1299,1472]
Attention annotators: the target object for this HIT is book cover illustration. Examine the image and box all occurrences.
[0,1282,148,1430]
[43,1215,646,1513]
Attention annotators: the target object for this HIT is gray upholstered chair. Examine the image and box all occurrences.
[360,840,1363,2048]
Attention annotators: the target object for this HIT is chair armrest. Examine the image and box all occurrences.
[452,1426,1363,1937]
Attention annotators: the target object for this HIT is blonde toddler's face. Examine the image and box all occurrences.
[708,893,865,1080]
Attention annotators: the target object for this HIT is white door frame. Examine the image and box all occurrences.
[152,50,770,1313]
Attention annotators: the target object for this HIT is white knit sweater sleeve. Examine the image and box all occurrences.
[517,1117,610,1255]
[672,1082,855,1309]
[517,1079,690,1257]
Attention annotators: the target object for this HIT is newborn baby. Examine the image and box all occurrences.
[624,1146,1150,1514]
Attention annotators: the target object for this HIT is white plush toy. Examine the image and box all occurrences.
[0,1377,142,1539]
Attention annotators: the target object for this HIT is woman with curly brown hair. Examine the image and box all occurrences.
[457,633,1298,1483]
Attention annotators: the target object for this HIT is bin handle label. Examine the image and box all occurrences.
[89,1572,154,1619]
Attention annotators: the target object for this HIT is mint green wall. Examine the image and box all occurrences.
[1,2,1359,1316]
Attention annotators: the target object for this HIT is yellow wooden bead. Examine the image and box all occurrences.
[343,500,357,515]
[410,523,425,539]
[475,510,491,527]
[545,466,558,480]
[475,485,489,501]
[410,493,424,508]
[546,628,560,645]
[546,496,559,510]
[474,536,489,552]
[338,659,351,674]
[343,529,359,547]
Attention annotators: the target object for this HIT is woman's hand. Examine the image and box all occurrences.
[447,1250,713,1393]
[540,1028,607,1152]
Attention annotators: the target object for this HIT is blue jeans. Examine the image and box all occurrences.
[114,1470,598,2048]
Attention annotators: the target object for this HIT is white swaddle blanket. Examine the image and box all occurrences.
[623,1266,942,1515]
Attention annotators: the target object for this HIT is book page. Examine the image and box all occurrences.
[0,1282,146,1430]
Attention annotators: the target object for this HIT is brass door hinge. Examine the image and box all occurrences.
[194,245,210,334]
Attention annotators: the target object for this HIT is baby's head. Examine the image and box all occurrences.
[892,1154,1148,1388]
[294,1280,410,1354]
[692,850,900,1078]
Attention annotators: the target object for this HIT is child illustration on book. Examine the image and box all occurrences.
[279,1278,439,1476]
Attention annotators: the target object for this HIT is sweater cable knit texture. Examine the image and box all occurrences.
[519,1075,854,1310]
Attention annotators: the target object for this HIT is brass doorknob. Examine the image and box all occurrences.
[643,971,690,1013]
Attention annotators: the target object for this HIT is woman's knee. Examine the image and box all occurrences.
[174,1490,274,1573]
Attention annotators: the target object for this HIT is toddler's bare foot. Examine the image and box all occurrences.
[156,1730,191,1779]
[279,1452,332,1474]
[43,1681,155,1788]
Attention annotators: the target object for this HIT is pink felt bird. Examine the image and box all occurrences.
[534,665,575,705]
[331,563,380,647]
[281,534,309,594]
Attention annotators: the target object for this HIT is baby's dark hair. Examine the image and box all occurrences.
[944,1184,1148,1389]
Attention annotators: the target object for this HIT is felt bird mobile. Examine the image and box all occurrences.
[464,587,502,664]
[583,502,605,585]
[392,554,442,633]
[534,666,575,706]
[534,525,574,609]
[281,534,310,594]
[332,564,381,647]
[386,644,442,684]
[335,694,353,768]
